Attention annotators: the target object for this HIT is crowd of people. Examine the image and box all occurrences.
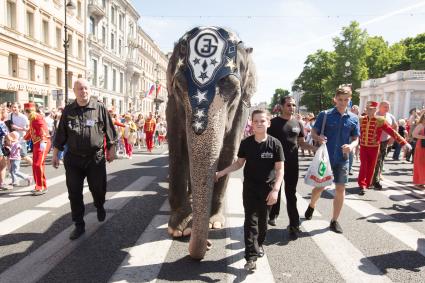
[0,92,167,192]
[237,86,424,271]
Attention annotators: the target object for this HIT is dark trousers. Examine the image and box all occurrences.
[373,140,389,184]
[269,160,300,227]
[64,151,107,227]
[243,181,272,261]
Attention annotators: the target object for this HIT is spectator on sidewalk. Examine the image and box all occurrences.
[9,102,33,166]
[412,111,425,187]
[304,85,359,234]
[52,78,117,240]
[392,119,408,161]
[0,107,9,189]
[216,109,284,272]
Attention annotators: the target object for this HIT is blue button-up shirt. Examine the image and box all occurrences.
[313,107,360,166]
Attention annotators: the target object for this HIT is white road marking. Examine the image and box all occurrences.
[225,178,275,283]
[0,210,50,236]
[109,201,171,283]
[0,176,156,283]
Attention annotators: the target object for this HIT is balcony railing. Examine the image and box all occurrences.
[88,0,105,18]
[361,70,425,88]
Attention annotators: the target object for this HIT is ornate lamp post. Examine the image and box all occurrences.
[153,63,163,116]
[64,0,76,104]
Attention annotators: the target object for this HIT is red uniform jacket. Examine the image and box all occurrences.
[360,115,406,148]
[24,113,50,144]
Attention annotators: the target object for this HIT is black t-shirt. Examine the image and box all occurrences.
[267,116,304,161]
[237,135,285,184]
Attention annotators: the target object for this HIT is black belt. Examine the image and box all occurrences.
[68,149,101,158]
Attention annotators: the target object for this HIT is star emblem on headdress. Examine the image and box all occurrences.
[193,58,200,65]
[210,58,218,66]
[198,71,208,81]
[194,109,206,119]
[176,58,184,69]
[194,90,207,104]
[193,120,204,131]
[225,57,236,70]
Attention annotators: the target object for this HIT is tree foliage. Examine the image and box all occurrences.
[268,88,290,112]
[288,21,424,113]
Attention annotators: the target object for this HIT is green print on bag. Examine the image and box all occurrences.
[318,161,327,177]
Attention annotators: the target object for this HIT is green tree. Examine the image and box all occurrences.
[403,33,425,70]
[293,49,336,114]
[332,21,369,106]
[268,88,290,112]
[365,36,392,79]
[387,42,407,73]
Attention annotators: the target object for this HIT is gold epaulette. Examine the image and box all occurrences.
[375,116,386,127]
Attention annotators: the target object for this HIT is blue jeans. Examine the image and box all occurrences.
[10,159,28,184]
[348,152,354,173]
[332,163,348,184]
[393,142,401,160]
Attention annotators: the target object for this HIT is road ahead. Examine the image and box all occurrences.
[0,146,424,282]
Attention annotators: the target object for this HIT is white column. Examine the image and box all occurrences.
[383,92,388,101]
[403,90,412,118]
[393,91,401,119]
[359,95,366,113]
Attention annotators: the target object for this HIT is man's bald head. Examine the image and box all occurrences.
[73,78,91,106]
[379,100,390,114]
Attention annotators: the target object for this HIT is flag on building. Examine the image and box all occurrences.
[156,84,161,93]
[145,84,155,97]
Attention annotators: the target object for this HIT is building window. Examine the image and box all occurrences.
[119,100,122,114]
[68,33,73,56]
[112,69,116,91]
[26,11,34,37]
[92,59,97,86]
[89,17,95,35]
[118,39,122,55]
[56,67,62,86]
[44,64,50,84]
[6,1,16,29]
[111,33,114,50]
[56,26,62,50]
[102,26,106,45]
[77,0,82,20]
[120,72,123,93]
[111,6,116,25]
[119,13,124,31]
[103,65,108,89]
[28,59,35,81]
[102,0,106,8]
[8,53,18,77]
[67,71,73,88]
[42,19,49,45]
[78,39,83,59]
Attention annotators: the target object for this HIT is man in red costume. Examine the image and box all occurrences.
[144,112,156,152]
[358,101,411,195]
[23,102,51,195]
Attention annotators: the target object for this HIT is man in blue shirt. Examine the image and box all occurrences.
[304,85,360,233]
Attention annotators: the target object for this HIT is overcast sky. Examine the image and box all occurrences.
[132,0,425,104]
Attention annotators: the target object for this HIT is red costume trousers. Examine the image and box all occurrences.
[358,146,380,188]
[145,132,154,151]
[124,138,133,157]
[32,140,51,191]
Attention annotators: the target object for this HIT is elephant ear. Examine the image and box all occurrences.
[167,39,188,98]
[238,45,256,108]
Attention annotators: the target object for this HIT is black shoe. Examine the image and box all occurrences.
[330,220,343,234]
[69,226,85,240]
[244,260,256,272]
[304,205,314,220]
[359,186,366,196]
[374,182,383,190]
[268,218,277,226]
[288,225,301,239]
[258,246,265,257]
[97,206,106,222]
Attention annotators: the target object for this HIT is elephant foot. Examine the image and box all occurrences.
[209,213,225,230]
[168,210,192,238]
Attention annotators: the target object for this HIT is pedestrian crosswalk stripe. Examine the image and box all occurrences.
[0,210,50,236]
[378,180,425,212]
[109,201,171,283]
[284,191,392,282]
[0,176,156,283]
[225,178,275,282]
[0,174,66,205]
[327,188,425,259]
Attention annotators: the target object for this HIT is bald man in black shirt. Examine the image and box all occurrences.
[267,96,316,238]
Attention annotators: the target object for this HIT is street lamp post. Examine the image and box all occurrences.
[64,0,76,105]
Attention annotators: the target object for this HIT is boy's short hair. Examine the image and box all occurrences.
[251,109,271,121]
[279,95,294,106]
[335,84,352,97]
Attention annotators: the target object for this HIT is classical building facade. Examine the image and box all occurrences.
[357,70,425,119]
[0,0,86,108]
[137,27,167,117]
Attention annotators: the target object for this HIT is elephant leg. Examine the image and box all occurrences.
[167,96,192,237]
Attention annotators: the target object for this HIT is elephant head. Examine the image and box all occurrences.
[166,27,256,259]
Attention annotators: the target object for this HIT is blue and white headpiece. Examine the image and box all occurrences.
[181,27,241,134]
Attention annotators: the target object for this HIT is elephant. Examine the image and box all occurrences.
[166,27,256,260]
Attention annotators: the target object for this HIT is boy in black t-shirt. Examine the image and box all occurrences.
[216,109,284,272]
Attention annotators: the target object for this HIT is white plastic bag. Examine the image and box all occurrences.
[304,144,334,187]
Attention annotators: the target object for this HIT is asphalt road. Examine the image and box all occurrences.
[0,146,424,283]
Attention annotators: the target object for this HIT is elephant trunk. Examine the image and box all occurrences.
[188,106,227,259]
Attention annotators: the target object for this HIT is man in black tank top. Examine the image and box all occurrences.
[267,96,317,238]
